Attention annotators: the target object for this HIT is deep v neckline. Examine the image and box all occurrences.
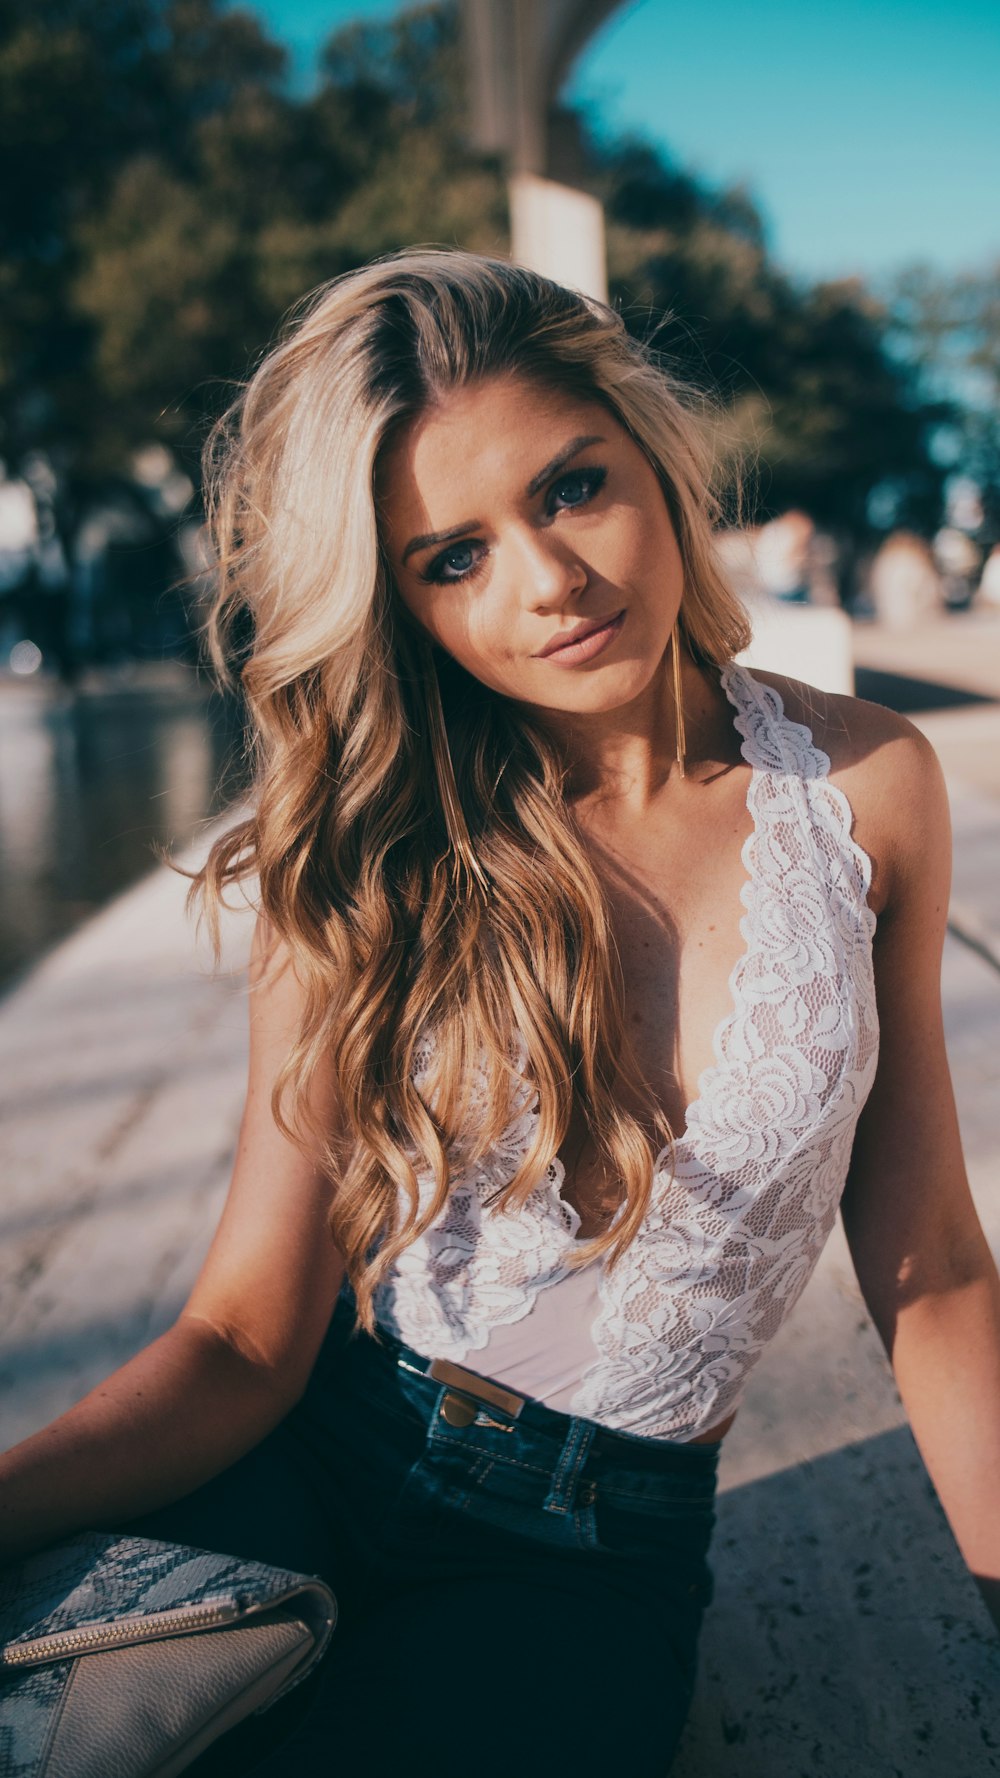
[654,660,765,1156]
[548,661,768,1241]
[377,664,880,1435]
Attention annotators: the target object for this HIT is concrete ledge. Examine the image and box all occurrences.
[940,776,1000,972]
[0,817,256,1446]
[738,601,855,695]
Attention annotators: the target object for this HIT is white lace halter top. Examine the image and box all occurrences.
[367,663,880,1441]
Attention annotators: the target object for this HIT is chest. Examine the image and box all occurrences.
[558,770,761,1225]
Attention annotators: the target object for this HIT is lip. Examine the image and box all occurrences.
[534,609,626,664]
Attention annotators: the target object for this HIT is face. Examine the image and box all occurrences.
[376,374,685,720]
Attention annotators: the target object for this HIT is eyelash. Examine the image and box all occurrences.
[420,466,608,586]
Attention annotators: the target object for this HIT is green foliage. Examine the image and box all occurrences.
[0,1,506,472]
[601,140,944,531]
[890,261,1000,536]
[0,0,946,533]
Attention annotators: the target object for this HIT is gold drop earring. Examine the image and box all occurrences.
[671,621,687,779]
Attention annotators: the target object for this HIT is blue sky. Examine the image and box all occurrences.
[239,0,1000,287]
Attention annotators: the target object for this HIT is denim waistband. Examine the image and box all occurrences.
[325,1292,722,1480]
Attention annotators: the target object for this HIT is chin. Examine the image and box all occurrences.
[528,664,659,716]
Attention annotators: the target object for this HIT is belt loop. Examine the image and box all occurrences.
[543,1416,596,1515]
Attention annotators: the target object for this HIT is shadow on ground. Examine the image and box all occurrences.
[854,666,997,715]
[676,1425,1000,1777]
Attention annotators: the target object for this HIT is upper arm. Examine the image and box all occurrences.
[180,914,346,1396]
[839,716,991,1347]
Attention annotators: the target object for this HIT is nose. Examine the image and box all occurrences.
[513,528,587,611]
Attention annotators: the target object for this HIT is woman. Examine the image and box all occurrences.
[1,249,998,1775]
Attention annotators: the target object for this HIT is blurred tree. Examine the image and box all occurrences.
[890,261,1000,542]
[0,0,285,466]
[0,0,505,476]
[0,0,945,557]
[600,139,946,535]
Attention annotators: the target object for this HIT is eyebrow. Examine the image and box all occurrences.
[400,433,606,564]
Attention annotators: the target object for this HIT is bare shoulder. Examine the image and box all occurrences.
[744,666,951,919]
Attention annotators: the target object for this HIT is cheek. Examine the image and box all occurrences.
[396,606,509,696]
[626,502,682,584]
[470,605,520,661]
[417,592,519,679]
[459,615,523,691]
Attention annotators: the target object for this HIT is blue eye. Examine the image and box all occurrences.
[424,541,481,584]
[420,465,607,586]
[549,467,606,511]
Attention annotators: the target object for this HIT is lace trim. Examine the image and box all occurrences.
[568,664,879,1433]
[675,665,874,1158]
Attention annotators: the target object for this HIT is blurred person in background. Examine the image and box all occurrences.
[0,463,39,668]
[1,251,998,1776]
[933,523,983,610]
[868,529,943,631]
[978,542,1000,607]
[748,507,815,603]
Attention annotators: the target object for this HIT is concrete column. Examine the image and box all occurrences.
[461,0,622,299]
[508,171,608,302]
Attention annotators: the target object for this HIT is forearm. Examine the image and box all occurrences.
[0,1317,295,1565]
[889,1263,1000,1631]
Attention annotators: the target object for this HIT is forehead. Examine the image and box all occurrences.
[376,374,615,532]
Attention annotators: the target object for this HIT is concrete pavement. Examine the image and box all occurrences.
[2,612,999,1773]
[0,826,255,1446]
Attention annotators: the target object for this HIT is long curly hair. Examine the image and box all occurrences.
[192,247,751,1335]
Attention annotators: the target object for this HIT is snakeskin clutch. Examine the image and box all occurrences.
[0,1531,337,1777]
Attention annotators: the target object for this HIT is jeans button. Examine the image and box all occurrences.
[578,1480,597,1506]
[440,1391,477,1427]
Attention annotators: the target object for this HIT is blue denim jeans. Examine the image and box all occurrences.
[132,1292,720,1776]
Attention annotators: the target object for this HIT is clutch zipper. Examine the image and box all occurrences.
[2,1598,241,1667]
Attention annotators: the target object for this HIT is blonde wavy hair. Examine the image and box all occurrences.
[193,246,751,1336]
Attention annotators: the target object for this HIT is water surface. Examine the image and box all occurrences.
[0,670,248,996]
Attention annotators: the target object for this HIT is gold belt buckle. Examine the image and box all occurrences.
[428,1357,527,1429]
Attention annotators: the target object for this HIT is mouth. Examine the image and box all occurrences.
[534,609,626,665]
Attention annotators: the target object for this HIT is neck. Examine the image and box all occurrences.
[531,652,722,817]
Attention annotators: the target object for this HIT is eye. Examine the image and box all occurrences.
[422,539,484,585]
[547,466,607,513]
[418,465,607,586]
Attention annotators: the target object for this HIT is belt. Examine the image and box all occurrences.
[396,1351,529,1430]
[365,1317,723,1466]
